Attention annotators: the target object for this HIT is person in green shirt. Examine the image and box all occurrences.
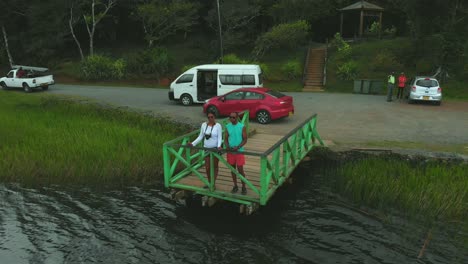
[387,72,396,102]
[225,112,248,195]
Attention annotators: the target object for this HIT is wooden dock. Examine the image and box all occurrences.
[163,111,324,213]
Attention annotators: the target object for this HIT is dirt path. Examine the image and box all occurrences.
[49,84,468,145]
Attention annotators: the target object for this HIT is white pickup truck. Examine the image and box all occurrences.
[0,65,55,93]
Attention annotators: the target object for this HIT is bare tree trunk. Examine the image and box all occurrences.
[69,5,84,61]
[2,25,14,68]
[84,0,116,56]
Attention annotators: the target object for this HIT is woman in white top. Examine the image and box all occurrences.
[188,111,223,187]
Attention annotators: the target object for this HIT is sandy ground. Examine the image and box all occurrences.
[48,84,468,146]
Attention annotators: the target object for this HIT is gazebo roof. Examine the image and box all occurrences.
[339,1,384,12]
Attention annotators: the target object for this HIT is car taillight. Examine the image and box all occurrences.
[411,86,416,92]
[275,101,286,106]
[33,79,36,84]
[437,87,442,93]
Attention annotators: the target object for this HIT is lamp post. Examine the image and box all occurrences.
[216,0,223,63]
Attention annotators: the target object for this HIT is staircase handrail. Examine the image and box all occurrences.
[302,43,311,86]
[323,39,328,86]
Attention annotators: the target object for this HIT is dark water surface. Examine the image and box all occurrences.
[1,167,466,264]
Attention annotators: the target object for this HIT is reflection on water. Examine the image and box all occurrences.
[0,166,466,264]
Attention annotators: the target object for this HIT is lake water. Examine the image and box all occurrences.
[1,166,466,264]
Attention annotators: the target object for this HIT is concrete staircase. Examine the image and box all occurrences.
[302,47,326,92]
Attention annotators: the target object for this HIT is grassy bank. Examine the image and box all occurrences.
[0,92,190,187]
[325,38,468,100]
[316,151,468,222]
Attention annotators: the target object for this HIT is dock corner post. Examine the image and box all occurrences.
[259,155,268,205]
[163,144,170,188]
[210,152,214,191]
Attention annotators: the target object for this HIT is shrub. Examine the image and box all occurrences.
[125,47,172,79]
[80,55,127,81]
[384,26,397,37]
[258,63,270,80]
[281,60,303,80]
[331,32,352,61]
[367,22,381,37]
[253,20,310,58]
[181,64,196,73]
[337,61,359,80]
[220,54,249,64]
[371,52,402,72]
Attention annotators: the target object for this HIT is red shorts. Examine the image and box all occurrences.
[227,153,245,166]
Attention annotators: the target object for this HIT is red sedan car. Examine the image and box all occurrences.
[203,88,294,124]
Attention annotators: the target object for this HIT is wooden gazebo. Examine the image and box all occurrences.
[339,0,384,37]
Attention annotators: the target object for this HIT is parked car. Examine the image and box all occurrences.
[203,88,294,124]
[408,76,442,105]
[0,65,55,93]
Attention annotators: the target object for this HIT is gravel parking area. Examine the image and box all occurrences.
[49,84,468,145]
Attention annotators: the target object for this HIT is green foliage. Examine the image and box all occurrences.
[371,52,402,72]
[367,22,381,36]
[222,54,249,64]
[135,0,200,46]
[181,64,196,73]
[253,20,310,58]
[336,61,358,80]
[258,63,270,80]
[80,55,127,81]
[0,93,189,186]
[205,0,260,50]
[213,54,249,64]
[331,33,352,61]
[281,60,303,80]
[125,47,172,78]
[384,26,397,37]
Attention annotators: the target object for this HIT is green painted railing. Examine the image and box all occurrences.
[163,112,324,206]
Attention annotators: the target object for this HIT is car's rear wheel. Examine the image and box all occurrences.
[0,82,7,90]
[207,105,219,117]
[42,85,49,91]
[23,83,32,93]
[180,94,193,106]
[256,110,271,124]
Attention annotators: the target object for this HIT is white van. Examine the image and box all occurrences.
[168,64,263,105]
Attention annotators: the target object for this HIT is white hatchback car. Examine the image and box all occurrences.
[408,77,442,105]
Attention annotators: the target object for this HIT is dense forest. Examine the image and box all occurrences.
[1,0,467,85]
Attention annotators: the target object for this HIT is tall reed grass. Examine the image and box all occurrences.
[331,155,468,221]
[0,92,190,187]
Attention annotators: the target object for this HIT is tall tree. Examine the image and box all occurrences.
[205,0,261,51]
[134,0,200,48]
[83,0,117,56]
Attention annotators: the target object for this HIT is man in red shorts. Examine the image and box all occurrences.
[225,112,248,194]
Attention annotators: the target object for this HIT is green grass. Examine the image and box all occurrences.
[0,92,190,187]
[325,37,468,100]
[326,155,468,222]
[345,141,468,156]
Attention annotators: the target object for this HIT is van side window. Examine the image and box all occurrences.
[7,71,14,78]
[176,74,194,84]
[219,75,242,85]
[243,75,255,85]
